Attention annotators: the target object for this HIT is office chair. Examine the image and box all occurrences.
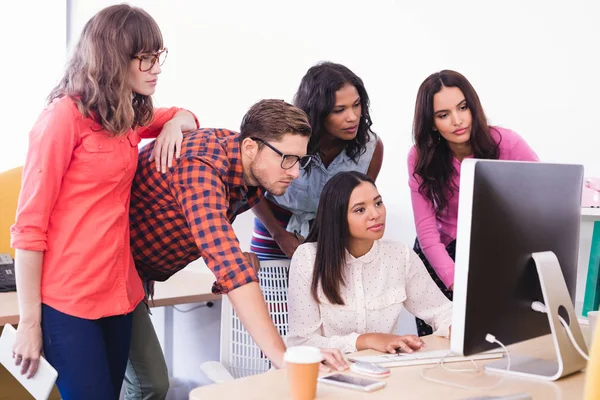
[0,166,23,257]
[200,259,290,382]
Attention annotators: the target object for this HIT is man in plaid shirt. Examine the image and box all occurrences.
[123,100,348,399]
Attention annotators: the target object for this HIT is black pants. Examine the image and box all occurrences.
[413,238,455,336]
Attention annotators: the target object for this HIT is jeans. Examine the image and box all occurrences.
[123,302,169,400]
[41,303,134,400]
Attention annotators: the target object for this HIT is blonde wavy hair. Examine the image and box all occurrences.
[49,4,164,135]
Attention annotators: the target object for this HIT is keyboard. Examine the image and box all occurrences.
[348,348,504,367]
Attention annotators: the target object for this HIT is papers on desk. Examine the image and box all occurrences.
[348,348,504,368]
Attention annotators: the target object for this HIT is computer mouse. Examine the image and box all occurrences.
[350,361,390,378]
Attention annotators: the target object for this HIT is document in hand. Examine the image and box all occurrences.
[0,323,58,400]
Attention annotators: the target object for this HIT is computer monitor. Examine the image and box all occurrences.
[450,159,587,381]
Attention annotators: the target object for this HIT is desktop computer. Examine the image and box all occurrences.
[450,159,588,381]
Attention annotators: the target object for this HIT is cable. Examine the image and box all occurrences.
[561,320,589,361]
[420,334,510,391]
[173,301,215,313]
[485,334,511,373]
[440,352,480,373]
[422,301,589,391]
[531,301,589,361]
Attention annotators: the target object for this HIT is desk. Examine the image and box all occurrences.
[0,269,220,326]
[0,290,19,326]
[189,335,585,400]
[152,269,220,307]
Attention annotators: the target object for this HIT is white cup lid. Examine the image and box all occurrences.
[284,346,323,364]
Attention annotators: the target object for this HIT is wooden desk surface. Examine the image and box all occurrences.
[0,269,220,326]
[151,268,221,307]
[189,335,585,400]
[0,290,18,325]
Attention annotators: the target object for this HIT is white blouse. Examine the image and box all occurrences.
[287,240,453,353]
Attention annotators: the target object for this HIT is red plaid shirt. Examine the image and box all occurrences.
[130,128,262,294]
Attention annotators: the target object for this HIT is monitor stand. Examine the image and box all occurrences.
[484,251,588,381]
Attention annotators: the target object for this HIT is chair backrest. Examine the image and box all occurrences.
[219,259,290,378]
[0,167,23,257]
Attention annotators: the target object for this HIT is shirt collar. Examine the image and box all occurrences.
[223,135,248,189]
[345,240,379,265]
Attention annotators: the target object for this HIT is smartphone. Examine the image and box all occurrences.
[318,373,386,392]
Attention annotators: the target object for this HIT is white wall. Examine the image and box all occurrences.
[0,1,66,173]
[69,0,600,248]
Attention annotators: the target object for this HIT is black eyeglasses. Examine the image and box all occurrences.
[251,137,313,170]
[133,48,168,72]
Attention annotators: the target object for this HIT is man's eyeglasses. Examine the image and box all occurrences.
[251,137,313,170]
[133,48,168,72]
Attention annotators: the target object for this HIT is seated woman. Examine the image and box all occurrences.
[287,171,452,354]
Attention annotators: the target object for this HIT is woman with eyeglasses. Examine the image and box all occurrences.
[10,5,197,398]
[250,62,384,260]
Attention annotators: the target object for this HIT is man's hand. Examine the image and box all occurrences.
[318,348,349,372]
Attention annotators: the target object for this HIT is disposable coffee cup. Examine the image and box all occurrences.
[284,346,323,400]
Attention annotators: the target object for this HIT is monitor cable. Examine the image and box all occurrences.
[420,334,511,390]
[531,301,589,361]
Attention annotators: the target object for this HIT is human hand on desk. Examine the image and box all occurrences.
[357,333,425,354]
[280,347,347,372]
[318,348,349,372]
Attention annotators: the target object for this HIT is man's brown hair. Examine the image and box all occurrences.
[240,99,311,142]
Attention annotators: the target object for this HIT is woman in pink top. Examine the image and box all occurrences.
[407,70,539,336]
[10,5,198,398]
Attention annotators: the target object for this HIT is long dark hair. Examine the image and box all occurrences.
[305,171,375,305]
[412,70,499,213]
[293,62,376,170]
